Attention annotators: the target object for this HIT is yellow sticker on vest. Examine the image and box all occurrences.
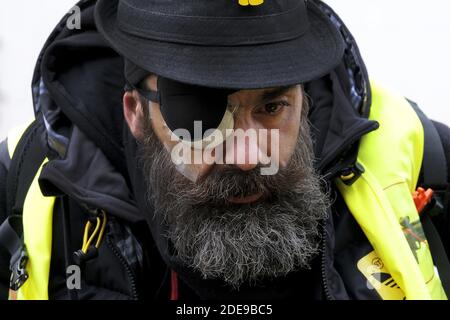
[357,251,406,300]
[239,0,264,6]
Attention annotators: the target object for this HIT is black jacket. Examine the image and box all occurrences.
[0,0,449,300]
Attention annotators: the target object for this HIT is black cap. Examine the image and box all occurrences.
[97,0,345,89]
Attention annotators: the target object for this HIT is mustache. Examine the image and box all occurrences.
[173,165,273,206]
[170,157,314,208]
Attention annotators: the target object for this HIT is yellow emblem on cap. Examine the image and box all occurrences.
[239,0,264,6]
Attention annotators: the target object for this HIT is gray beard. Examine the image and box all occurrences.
[138,115,330,289]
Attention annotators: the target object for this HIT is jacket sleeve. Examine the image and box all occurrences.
[0,139,10,299]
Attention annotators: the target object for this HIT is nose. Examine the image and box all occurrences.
[224,116,265,172]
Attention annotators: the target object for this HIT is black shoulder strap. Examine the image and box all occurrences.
[6,119,47,218]
[0,118,47,291]
[408,100,450,298]
[421,214,450,297]
[408,100,448,189]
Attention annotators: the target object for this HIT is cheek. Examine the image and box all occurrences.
[149,104,172,151]
[276,103,302,167]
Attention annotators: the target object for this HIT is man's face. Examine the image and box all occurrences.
[127,75,329,288]
[146,75,303,185]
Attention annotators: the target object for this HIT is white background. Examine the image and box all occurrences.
[0,0,449,140]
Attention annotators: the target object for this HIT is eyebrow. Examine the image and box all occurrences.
[260,85,296,103]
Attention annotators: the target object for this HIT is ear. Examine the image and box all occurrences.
[123,90,146,140]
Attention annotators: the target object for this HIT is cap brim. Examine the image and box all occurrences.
[95,0,345,89]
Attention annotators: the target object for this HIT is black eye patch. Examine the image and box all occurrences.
[158,77,236,141]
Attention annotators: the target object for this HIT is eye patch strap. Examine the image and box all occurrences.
[124,82,161,103]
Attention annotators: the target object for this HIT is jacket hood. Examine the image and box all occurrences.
[33,0,377,219]
[31,0,138,220]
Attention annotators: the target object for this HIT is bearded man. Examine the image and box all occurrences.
[1,0,450,301]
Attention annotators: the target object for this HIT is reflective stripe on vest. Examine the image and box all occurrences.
[6,123,55,300]
[336,82,447,300]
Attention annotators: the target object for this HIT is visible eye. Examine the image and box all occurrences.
[261,101,290,115]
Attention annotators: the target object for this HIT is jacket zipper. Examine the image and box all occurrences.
[106,236,139,300]
[321,220,334,300]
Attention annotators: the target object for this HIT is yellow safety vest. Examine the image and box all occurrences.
[5,82,447,300]
[336,82,447,300]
